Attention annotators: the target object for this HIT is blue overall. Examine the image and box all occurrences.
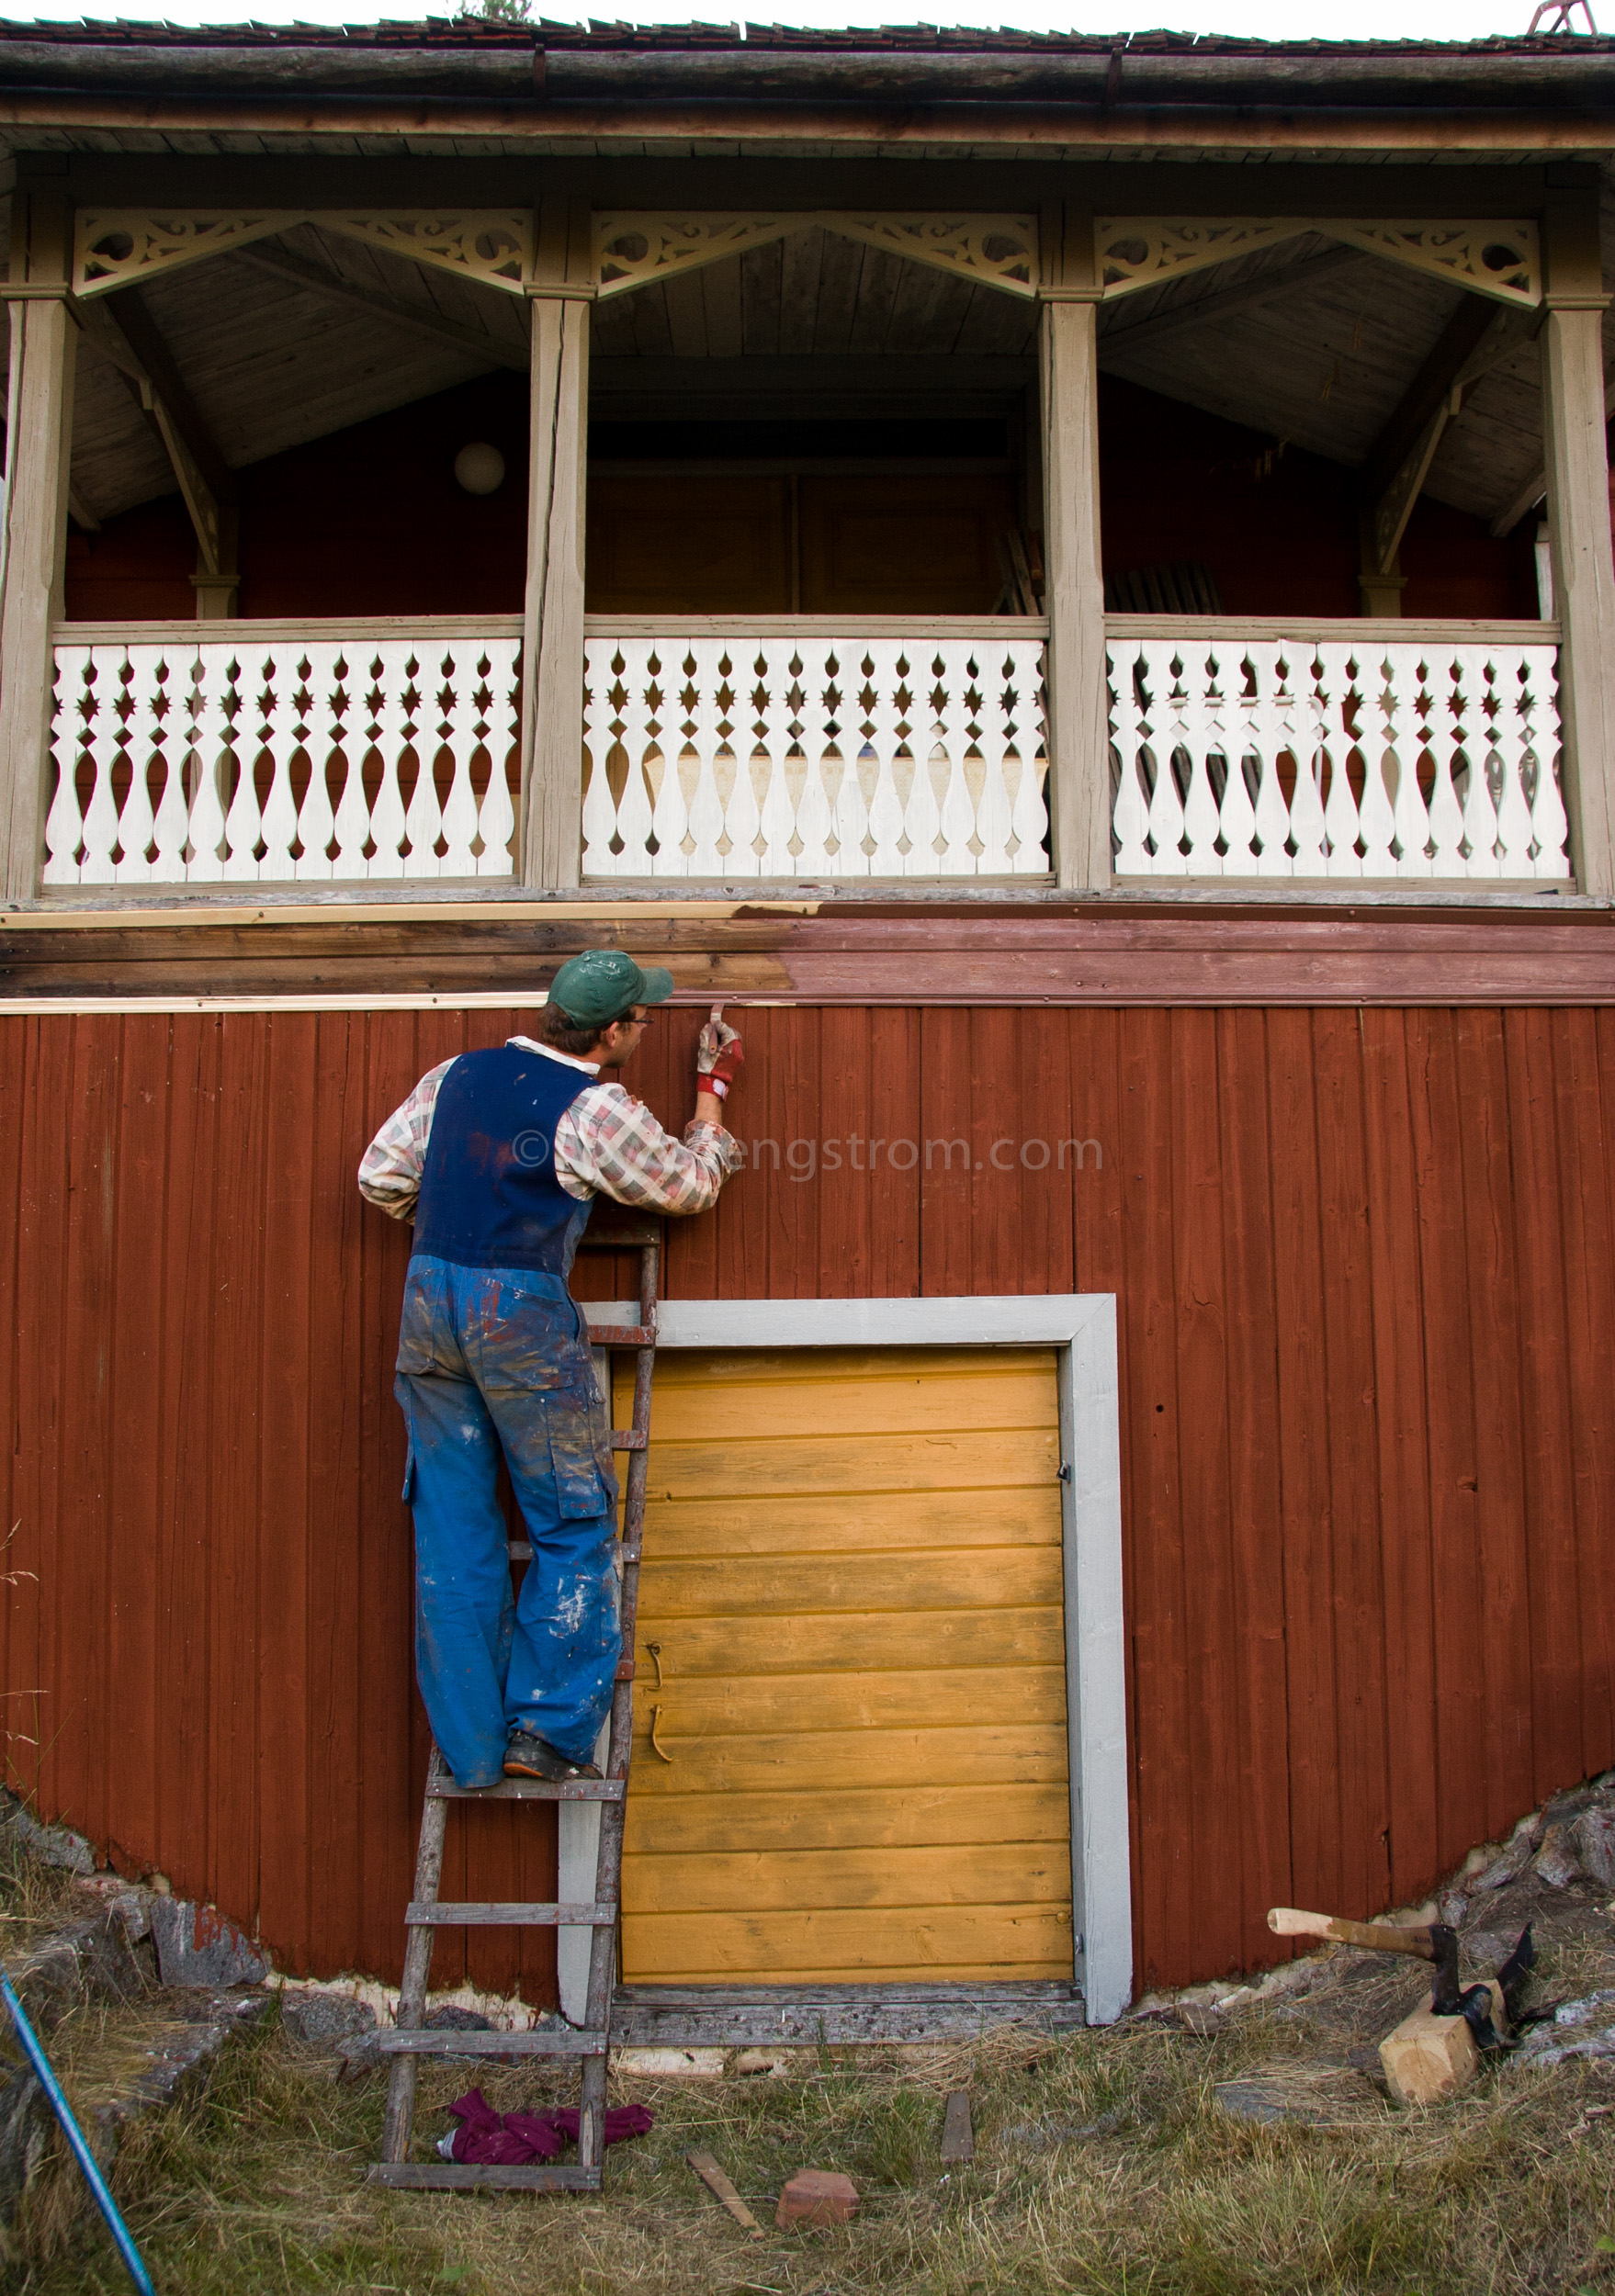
[394,1045,620,1788]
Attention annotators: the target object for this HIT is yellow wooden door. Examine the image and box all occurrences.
[616,1345,1073,1985]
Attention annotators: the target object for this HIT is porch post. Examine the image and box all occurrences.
[1541,186,1615,896]
[1039,207,1112,891]
[0,176,77,904]
[520,197,592,891]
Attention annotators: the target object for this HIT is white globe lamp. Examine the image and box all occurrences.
[454,442,506,496]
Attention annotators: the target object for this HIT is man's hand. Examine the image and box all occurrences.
[695,1006,744,1105]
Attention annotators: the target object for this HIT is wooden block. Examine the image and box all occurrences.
[776,2168,859,2229]
[940,2090,974,2166]
[1380,1982,1506,2106]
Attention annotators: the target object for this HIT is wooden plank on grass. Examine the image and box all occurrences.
[941,2091,975,2166]
[687,2149,765,2238]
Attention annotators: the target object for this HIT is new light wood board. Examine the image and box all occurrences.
[616,1344,1072,1985]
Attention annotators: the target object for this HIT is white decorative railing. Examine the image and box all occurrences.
[1107,619,1568,881]
[582,618,1049,880]
[45,620,522,884]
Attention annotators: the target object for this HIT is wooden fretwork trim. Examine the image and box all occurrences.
[593,212,1038,301]
[1096,216,1542,310]
[73,210,533,298]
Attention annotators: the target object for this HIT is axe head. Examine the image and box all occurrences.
[1427,1924,1463,2012]
[1496,1923,1535,2023]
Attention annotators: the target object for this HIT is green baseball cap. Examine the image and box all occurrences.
[547,948,674,1029]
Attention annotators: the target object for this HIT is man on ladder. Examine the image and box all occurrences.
[358,950,745,1792]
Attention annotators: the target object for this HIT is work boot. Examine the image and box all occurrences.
[503,1728,602,1783]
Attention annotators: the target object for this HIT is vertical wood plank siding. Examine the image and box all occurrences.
[2,1004,1612,1998]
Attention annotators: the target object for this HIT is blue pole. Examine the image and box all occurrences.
[1,1973,155,2296]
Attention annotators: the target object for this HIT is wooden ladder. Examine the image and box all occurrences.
[369,1226,659,2193]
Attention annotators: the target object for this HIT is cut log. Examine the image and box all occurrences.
[1380,1980,1506,2107]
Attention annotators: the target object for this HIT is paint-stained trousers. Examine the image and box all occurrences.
[394,1255,621,1789]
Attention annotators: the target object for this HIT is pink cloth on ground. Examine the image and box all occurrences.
[446,2088,654,2166]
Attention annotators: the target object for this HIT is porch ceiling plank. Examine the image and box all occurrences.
[591,287,648,358]
[812,231,863,355]
[1485,366,1615,538]
[232,240,529,373]
[848,242,906,355]
[741,237,785,357]
[67,349,174,521]
[1098,256,1463,483]
[661,265,710,357]
[243,350,489,456]
[627,276,677,359]
[883,253,967,357]
[1433,354,1543,507]
[70,298,147,390]
[778,224,825,355]
[1361,291,1511,502]
[102,288,237,507]
[1429,347,1543,515]
[701,253,744,359]
[77,285,237,572]
[953,277,1042,357]
[133,252,506,474]
[1362,296,1542,567]
[362,226,531,358]
[1096,242,1370,359]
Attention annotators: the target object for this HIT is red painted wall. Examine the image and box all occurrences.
[3,1003,1612,1998]
[66,374,532,623]
[64,370,1542,625]
[1098,377,1540,621]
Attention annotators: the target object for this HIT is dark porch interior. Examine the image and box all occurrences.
[51,216,1565,628]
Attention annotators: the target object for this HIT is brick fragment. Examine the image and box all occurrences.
[775,2168,859,2229]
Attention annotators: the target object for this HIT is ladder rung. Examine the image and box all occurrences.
[428,1775,627,1802]
[406,1901,616,1928]
[609,1430,648,1450]
[369,2163,603,2192]
[378,2028,608,2057]
[591,1323,656,1346]
[579,1226,660,1251]
[514,1530,640,1561]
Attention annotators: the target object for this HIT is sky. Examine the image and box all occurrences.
[0,0,1572,42]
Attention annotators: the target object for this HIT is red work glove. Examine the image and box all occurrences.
[695,1006,744,1103]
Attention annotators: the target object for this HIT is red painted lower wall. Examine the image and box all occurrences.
[3,1002,1611,1998]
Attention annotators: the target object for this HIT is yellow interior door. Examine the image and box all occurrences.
[616,1345,1073,1985]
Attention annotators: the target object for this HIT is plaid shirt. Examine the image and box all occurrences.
[358,1037,741,1224]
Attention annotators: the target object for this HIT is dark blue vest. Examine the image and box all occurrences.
[412,1043,596,1275]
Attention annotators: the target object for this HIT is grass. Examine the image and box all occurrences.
[6,1995,1614,2296]
[0,1820,84,1963]
[4,1809,1613,2296]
